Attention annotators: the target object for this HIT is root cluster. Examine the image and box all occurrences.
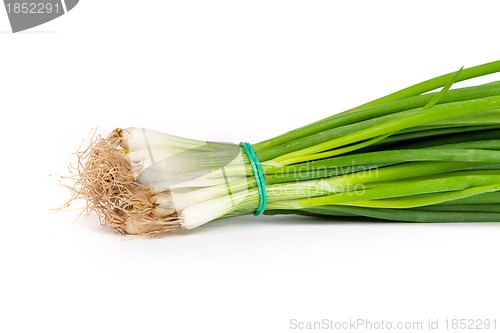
[67,129,181,235]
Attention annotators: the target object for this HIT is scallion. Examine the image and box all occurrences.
[67,60,500,235]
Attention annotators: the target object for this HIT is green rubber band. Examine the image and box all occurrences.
[240,142,267,216]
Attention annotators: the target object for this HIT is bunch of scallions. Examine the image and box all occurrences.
[68,61,500,235]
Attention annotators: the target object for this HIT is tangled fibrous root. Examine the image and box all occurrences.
[67,128,181,236]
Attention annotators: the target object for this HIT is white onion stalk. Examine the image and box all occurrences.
[68,128,254,235]
[181,189,259,229]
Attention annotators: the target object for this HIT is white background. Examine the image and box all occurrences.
[1,1,499,332]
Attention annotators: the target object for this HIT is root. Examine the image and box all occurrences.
[66,128,181,235]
